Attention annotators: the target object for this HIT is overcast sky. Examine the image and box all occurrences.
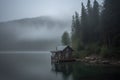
[0,0,103,22]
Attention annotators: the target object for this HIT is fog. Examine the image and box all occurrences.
[0,0,103,22]
[0,17,71,51]
[0,0,103,51]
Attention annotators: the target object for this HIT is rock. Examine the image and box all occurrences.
[76,59,81,62]
[85,56,95,60]
[89,60,97,64]
[85,57,91,60]
[118,61,120,64]
[102,60,110,64]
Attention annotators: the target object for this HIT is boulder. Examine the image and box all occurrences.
[102,60,110,64]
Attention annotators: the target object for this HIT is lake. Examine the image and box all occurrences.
[0,52,120,80]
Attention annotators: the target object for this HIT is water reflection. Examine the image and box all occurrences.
[51,62,120,80]
[0,53,120,80]
[51,63,73,80]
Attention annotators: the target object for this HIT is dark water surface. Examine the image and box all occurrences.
[0,52,120,80]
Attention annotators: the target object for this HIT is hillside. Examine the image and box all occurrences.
[0,16,71,51]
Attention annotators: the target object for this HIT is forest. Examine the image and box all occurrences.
[62,0,120,59]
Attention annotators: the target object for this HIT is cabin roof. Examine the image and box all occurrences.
[51,45,74,54]
[57,46,67,51]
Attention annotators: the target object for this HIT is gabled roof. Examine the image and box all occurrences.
[57,46,67,51]
[51,45,74,54]
[57,45,74,51]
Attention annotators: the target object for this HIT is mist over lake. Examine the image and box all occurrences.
[0,16,71,51]
[0,0,103,51]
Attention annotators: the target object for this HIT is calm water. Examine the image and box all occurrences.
[0,52,120,80]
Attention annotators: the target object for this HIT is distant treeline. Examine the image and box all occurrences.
[70,0,120,58]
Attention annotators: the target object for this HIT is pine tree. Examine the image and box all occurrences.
[61,31,70,46]
[71,15,75,36]
[74,12,81,37]
[93,0,99,27]
[86,0,93,43]
[87,0,93,27]
[92,0,100,42]
[71,15,76,48]
[102,0,120,48]
[71,12,81,50]
[81,3,88,45]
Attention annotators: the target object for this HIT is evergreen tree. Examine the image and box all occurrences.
[87,0,93,27]
[92,0,100,42]
[70,0,120,58]
[93,0,99,27]
[86,0,93,43]
[71,12,81,50]
[61,31,70,46]
[71,15,77,48]
[102,0,120,48]
[71,15,75,36]
[74,12,81,37]
[81,3,88,45]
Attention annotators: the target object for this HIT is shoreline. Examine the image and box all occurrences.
[76,56,120,65]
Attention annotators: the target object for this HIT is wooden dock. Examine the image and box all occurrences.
[51,56,76,63]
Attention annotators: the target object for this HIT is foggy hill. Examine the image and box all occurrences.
[0,16,71,51]
[0,16,69,28]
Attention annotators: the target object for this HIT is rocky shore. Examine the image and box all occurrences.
[76,56,120,65]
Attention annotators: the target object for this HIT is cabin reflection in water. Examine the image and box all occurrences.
[51,63,73,79]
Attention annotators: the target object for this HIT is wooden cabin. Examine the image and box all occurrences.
[51,46,75,62]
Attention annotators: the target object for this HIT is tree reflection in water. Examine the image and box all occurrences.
[51,62,120,80]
